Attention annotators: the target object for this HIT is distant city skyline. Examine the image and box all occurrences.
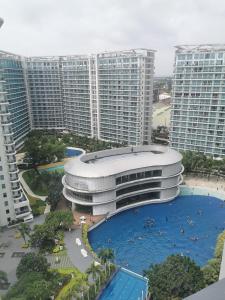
[1,0,225,76]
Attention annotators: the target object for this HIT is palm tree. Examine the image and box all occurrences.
[98,248,115,276]
[98,248,114,264]
[86,262,102,281]
[18,223,31,244]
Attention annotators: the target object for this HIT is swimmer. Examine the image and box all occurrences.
[180,228,185,234]
[197,209,203,215]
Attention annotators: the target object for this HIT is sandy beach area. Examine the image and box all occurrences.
[184,174,225,195]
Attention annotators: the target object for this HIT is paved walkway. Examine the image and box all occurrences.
[46,254,74,269]
[64,228,94,272]
[19,170,47,201]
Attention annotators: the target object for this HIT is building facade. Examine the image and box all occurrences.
[62,145,183,216]
[26,49,155,145]
[25,56,64,130]
[170,45,225,157]
[0,64,32,226]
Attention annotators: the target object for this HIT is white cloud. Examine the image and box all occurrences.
[0,0,225,75]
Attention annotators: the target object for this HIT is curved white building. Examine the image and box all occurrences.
[62,145,183,216]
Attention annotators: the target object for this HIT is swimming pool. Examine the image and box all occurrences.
[99,268,147,300]
[39,147,84,172]
[89,195,225,274]
[65,147,83,158]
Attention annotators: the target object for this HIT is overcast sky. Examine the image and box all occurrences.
[1,0,225,75]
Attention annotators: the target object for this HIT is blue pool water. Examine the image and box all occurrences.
[44,165,65,172]
[89,195,225,274]
[99,269,147,300]
[65,148,83,157]
[40,147,83,172]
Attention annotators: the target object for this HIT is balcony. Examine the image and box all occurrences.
[7,158,16,164]
[14,197,29,209]
[11,184,21,191]
[8,166,18,174]
[15,206,31,218]
[10,175,20,183]
[4,137,14,146]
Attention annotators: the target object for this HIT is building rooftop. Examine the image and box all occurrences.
[175,44,225,52]
[64,145,182,178]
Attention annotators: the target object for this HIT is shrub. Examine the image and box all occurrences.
[54,268,88,300]
[82,224,98,260]
[203,230,225,285]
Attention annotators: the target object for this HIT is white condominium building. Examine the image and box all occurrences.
[0,67,32,226]
[25,56,64,130]
[27,49,155,145]
[61,55,92,137]
[170,44,225,158]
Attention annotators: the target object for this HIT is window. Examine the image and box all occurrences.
[0,175,4,180]
[2,184,5,189]
[4,201,8,206]
[6,209,9,214]
[3,193,7,198]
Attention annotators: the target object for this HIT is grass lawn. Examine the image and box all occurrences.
[22,169,48,196]
[25,192,46,215]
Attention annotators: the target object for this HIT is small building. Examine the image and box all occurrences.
[62,145,183,216]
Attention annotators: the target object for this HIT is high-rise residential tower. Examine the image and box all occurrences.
[26,49,155,145]
[25,56,64,130]
[170,45,225,158]
[0,51,32,226]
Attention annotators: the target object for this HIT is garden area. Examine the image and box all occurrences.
[3,209,117,300]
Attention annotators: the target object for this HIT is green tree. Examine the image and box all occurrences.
[86,262,102,281]
[17,223,31,244]
[24,130,66,168]
[45,210,74,230]
[4,272,53,300]
[98,248,114,264]
[16,253,50,279]
[0,270,8,285]
[46,172,63,211]
[46,190,61,211]
[144,254,205,300]
[24,279,52,300]
[202,258,220,286]
[29,223,55,249]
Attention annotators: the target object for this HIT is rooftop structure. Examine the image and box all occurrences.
[63,145,183,215]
